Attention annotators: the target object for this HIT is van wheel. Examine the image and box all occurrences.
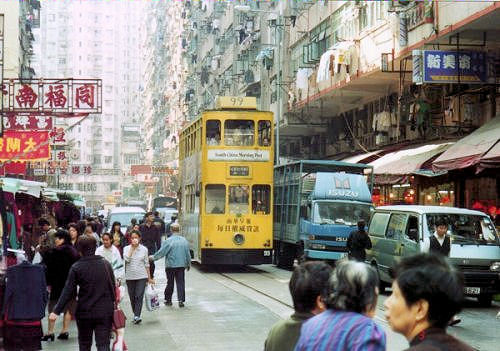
[478,294,492,307]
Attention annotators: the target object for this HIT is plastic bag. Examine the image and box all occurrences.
[144,284,160,311]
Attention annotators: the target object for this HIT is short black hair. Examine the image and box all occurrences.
[435,217,448,227]
[394,253,463,329]
[357,220,366,231]
[131,218,137,225]
[101,232,112,241]
[54,229,71,245]
[153,211,159,217]
[39,218,50,227]
[326,261,379,314]
[129,230,141,238]
[145,212,153,217]
[86,221,97,233]
[76,235,97,256]
[76,220,87,235]
[289,261,332,313]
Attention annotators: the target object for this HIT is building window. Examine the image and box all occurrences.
[104,156,112,163]
[48,14,55,22]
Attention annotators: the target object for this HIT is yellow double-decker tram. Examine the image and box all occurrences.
[178,97,273,265]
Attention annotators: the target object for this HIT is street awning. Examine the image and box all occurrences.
[432,116,500,171]
[478,141,500,169]
[0,178,47,198]
[369,143,453,184]
[342,150,381,164]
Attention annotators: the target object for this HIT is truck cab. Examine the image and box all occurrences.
[274,161,373,268]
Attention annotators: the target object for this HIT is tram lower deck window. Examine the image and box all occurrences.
[229,185,249,215]
[205,184,225,214]
[252,185,270,214]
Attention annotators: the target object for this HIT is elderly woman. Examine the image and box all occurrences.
[295,261,386,351]
[384,253,474,350]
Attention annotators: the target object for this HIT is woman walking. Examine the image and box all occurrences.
[96,233,124,281]
[42,229,79,342]
[123,230,154,324]
[49,236,116,351]
[68,222,81,246]
[110,221,127,255]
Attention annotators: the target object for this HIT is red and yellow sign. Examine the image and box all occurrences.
[0,131,50,161]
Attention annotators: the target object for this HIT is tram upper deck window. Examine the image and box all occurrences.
[258,121,271,147]
[206,120,221,146]
[205,184,225,214]
[224,120,254,146]
[229,185,249,215]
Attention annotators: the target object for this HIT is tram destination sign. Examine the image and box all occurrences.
[208,149,269,162]
[229,166,249,176]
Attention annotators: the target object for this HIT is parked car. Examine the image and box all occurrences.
[366,205,500,306]
[106,206,146,233]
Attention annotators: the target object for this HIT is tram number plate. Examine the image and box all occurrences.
[230,166,249,176]
[464,287,480,295]
[263,250,271,256]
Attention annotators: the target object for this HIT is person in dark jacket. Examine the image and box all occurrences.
[139,212,161,277]
[264,261,332,351]
[49,236,116,351]
[384,253,474,351]
[153,211,166,236]
[346,220,372,261]
[42,229,79,341]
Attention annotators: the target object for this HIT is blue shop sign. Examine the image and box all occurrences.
[422,50,486,84]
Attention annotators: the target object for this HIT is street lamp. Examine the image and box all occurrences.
[234,4,282,165]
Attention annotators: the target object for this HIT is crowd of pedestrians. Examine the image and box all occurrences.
[8,209,479,351]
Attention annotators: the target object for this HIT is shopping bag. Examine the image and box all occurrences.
[145,284,160,311]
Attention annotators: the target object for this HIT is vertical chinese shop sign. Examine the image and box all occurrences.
[0,131,50,161]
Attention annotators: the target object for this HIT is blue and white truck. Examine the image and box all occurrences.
[273,160,373,268]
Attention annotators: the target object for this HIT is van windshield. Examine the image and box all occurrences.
[109,213,145,226]
[426,214,499,245]
[313,201,372,226]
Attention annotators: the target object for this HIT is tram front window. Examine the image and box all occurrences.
[229,185,249,215]
[224,120,254,146]
[205,184,225,214]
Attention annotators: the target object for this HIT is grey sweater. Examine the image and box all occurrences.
[123,244,149,280]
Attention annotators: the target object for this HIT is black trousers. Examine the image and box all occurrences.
[165,267,185,303]
[149,260,156,277]
[76,316,112,351]
[126,278,147,317]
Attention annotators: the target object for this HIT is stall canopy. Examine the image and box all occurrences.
[370,143,453,184]
[0,178,47,198]
[479,141,500,170]
[43,188,85,207]
[432,116,500,172]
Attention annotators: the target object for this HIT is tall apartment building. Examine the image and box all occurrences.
[32,0,144,207]
[142,1,187,196]
[181,1,499,209]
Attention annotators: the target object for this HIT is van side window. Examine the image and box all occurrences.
[369,213,391,237]
[386,214,408,240]
[406,216,419,242]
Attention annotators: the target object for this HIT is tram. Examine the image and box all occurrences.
[178,97,274,265]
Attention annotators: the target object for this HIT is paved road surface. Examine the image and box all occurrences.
[41,261,499,350]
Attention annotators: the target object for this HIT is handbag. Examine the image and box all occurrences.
[104,260,127,329]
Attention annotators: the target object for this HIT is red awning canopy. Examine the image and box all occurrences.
[432,116,500,172]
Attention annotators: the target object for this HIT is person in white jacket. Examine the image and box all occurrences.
[96,233,124,282]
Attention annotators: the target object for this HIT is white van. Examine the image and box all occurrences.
[366,205,500,306]
[106,206,146,233]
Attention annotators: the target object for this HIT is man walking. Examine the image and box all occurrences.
[346,220,372,262]
[140,212,161,277]
[153,211,166,237]
[422,217,461,326]
[150,223,191,307]
[264,261,332,351]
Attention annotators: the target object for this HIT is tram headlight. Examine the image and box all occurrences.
[233,233,245,245]
[491,261,500,271]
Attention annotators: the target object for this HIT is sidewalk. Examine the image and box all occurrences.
[42,259,280,350]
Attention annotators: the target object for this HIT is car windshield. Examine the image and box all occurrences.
[109,213,144,226]
[426,214,499,245]
[313,201,372,226]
